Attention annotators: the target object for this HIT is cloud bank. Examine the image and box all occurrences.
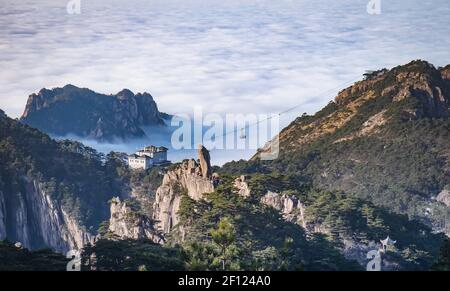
[1,0,450,162]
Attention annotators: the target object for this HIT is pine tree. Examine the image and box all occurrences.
[210,217,236,270]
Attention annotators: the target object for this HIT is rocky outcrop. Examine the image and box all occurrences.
[162,159,215,201]
[61,209,96,250]
[233,176,251,198]
[260,191,307,229]
[0,178,95,253]
[108,197,163,243]
[436,188,450,207]
[334,61,449,116]
[197,145,212,178]
[334,109,388,144]
[260,191,402,269]
[389,68,449,117]
[153,156,215,235]
[20,85,169,142]
[440,65,450,81]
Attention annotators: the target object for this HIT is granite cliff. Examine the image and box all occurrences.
[152,158,215,235]
[0,112,119,253]
[108,197,164,243]
[0,173,96,254]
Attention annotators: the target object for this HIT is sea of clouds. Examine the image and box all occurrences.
[1,0,450,164]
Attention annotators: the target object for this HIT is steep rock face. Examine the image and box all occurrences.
[197,145,212,179]
[20,85,168,142]
[108,197,163,243]
[0,179,95,253]
[153,183,181,235]
[0,112,129,252]
[163,159,215,201]
[153,158,214,234]
[260,191,307,229]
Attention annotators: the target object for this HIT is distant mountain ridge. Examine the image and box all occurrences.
[20,85,170,142]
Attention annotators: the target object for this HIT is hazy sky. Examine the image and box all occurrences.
[1,0,450,124]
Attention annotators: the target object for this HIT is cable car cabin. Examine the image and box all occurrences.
[239,128,247,139]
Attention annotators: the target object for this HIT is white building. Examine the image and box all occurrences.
[127,154,154,170]
[127,146,168,170]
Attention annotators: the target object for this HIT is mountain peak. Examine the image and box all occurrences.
[62,84,79,90]
[334,60,449,117]
[136,92,154,101]
[402,59,435,69]
[20,86,167,141]
[116,89,135,100]
[255,60,450,161]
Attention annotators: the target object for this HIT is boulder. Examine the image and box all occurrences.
[436,189,450,206]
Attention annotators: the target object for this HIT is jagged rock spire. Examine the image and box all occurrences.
[197,144,212,179]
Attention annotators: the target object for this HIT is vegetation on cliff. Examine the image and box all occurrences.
[0,240,68,271]
[226,60,450,233]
